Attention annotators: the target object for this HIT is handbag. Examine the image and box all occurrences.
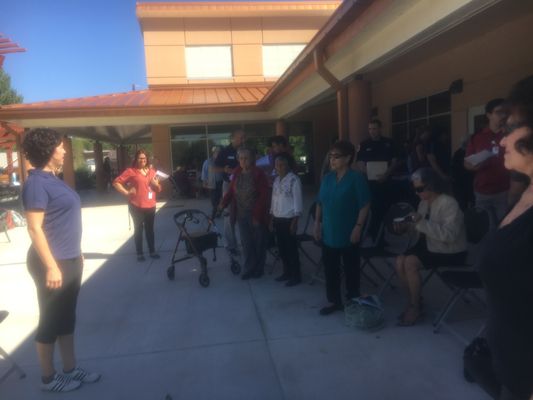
[344,295,385,331]
[463,337,501,399]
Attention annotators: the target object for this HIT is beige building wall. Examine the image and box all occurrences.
[151,124,173,196]
[143,16,329,86]
[371,11,533,151]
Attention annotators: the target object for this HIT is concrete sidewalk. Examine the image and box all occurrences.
[0,192,489,399]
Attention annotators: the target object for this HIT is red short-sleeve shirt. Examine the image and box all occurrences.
[465,127,509,195]
[114,167,158,208]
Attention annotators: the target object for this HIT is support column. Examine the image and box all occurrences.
[337,86,349,140]
[19,130,30,182]
[62,137,75,189]
[94,141,105,192]
[116,145,129,174]
[6,148,13,176]
[275,120,288,137]
[347,79,372,146]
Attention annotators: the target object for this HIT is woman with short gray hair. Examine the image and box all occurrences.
[219,147,270,279]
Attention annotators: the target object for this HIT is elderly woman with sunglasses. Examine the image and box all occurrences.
[394,167,467,326]
[478,76,533,400]
[313,140,370,316]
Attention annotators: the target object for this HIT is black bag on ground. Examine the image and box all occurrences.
[463,337,501,399]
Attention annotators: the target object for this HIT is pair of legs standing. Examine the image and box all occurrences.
[272,217,301,286]
[27,249,100,392]
[237,212,267,279]
[129,203,158,261]
[320,244,360,315]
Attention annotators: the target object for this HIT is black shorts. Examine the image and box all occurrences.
[405,237,466,268]
[27,247,83,344]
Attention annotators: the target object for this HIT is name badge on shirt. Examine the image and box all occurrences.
[491,140,499,155]
[148,191,153,200]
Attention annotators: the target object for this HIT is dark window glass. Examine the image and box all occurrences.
[392,104,407,123]
[408,98,427,120]
[392,123,408,143]
[429,91,451,115]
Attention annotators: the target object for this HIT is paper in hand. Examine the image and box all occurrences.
[464,150,494,166]
[155,170,170,180]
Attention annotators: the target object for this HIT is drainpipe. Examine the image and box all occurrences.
[313,48,348,140]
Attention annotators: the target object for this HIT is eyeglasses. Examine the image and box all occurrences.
[414,185,426,194]
[329,152,345,159]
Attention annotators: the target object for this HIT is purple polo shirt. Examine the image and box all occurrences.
[22,169,82,260]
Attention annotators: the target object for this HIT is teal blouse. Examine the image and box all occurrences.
[318,169,371,248]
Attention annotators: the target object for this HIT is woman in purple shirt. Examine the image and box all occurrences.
[22,129,100,392]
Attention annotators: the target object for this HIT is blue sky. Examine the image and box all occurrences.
[1,0,152,103]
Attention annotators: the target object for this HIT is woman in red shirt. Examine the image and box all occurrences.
[113,149,162,261]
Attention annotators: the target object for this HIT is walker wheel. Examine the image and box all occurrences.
[199,273,210,287]
[167,266,175,281]
[230,261,241,275]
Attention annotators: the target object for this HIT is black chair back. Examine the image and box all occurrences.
[464,207,490,244]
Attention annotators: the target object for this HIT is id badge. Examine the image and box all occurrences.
[148,191,153,200]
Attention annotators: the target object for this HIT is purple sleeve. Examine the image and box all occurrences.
[22,178,48,211]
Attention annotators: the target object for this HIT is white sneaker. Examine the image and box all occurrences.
[41,373,81,392]
[64,367,101,383]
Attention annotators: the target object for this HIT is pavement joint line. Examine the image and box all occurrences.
[248,281,288,400]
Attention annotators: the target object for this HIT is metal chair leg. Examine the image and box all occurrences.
[433,288,465,333]
[0,346,26,383]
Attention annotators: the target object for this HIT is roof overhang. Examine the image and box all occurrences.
[136,1,340,19]
[264,0,507,118]
[0,83,276,143]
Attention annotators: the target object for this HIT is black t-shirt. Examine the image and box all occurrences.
[356,137,398,163]
[479,206,533,398]
[214,144,238,182]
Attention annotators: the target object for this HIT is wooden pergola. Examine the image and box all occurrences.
[0,34,25,184]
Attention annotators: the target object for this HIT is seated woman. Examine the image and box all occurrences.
[394,167,467,326]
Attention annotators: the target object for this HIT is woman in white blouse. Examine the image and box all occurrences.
[270,153,303,286]
[395,167,467,326]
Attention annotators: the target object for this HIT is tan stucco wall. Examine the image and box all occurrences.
[143,16,329,85]
[371,10,533,151]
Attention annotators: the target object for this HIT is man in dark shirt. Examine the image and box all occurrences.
[356,119,400,239]
[214,129,245,253]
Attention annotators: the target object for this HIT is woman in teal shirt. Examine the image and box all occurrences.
[313,140,371,315]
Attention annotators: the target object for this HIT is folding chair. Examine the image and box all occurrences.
[359,202,418,297]
[422,206,491,288]
[295,202,325,284]
[0,311,26,383]
[431,207,491,339]
[0,210,11,243]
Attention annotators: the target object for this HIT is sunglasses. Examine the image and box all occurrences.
[329,152,346,159]
[414,185,426,194]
